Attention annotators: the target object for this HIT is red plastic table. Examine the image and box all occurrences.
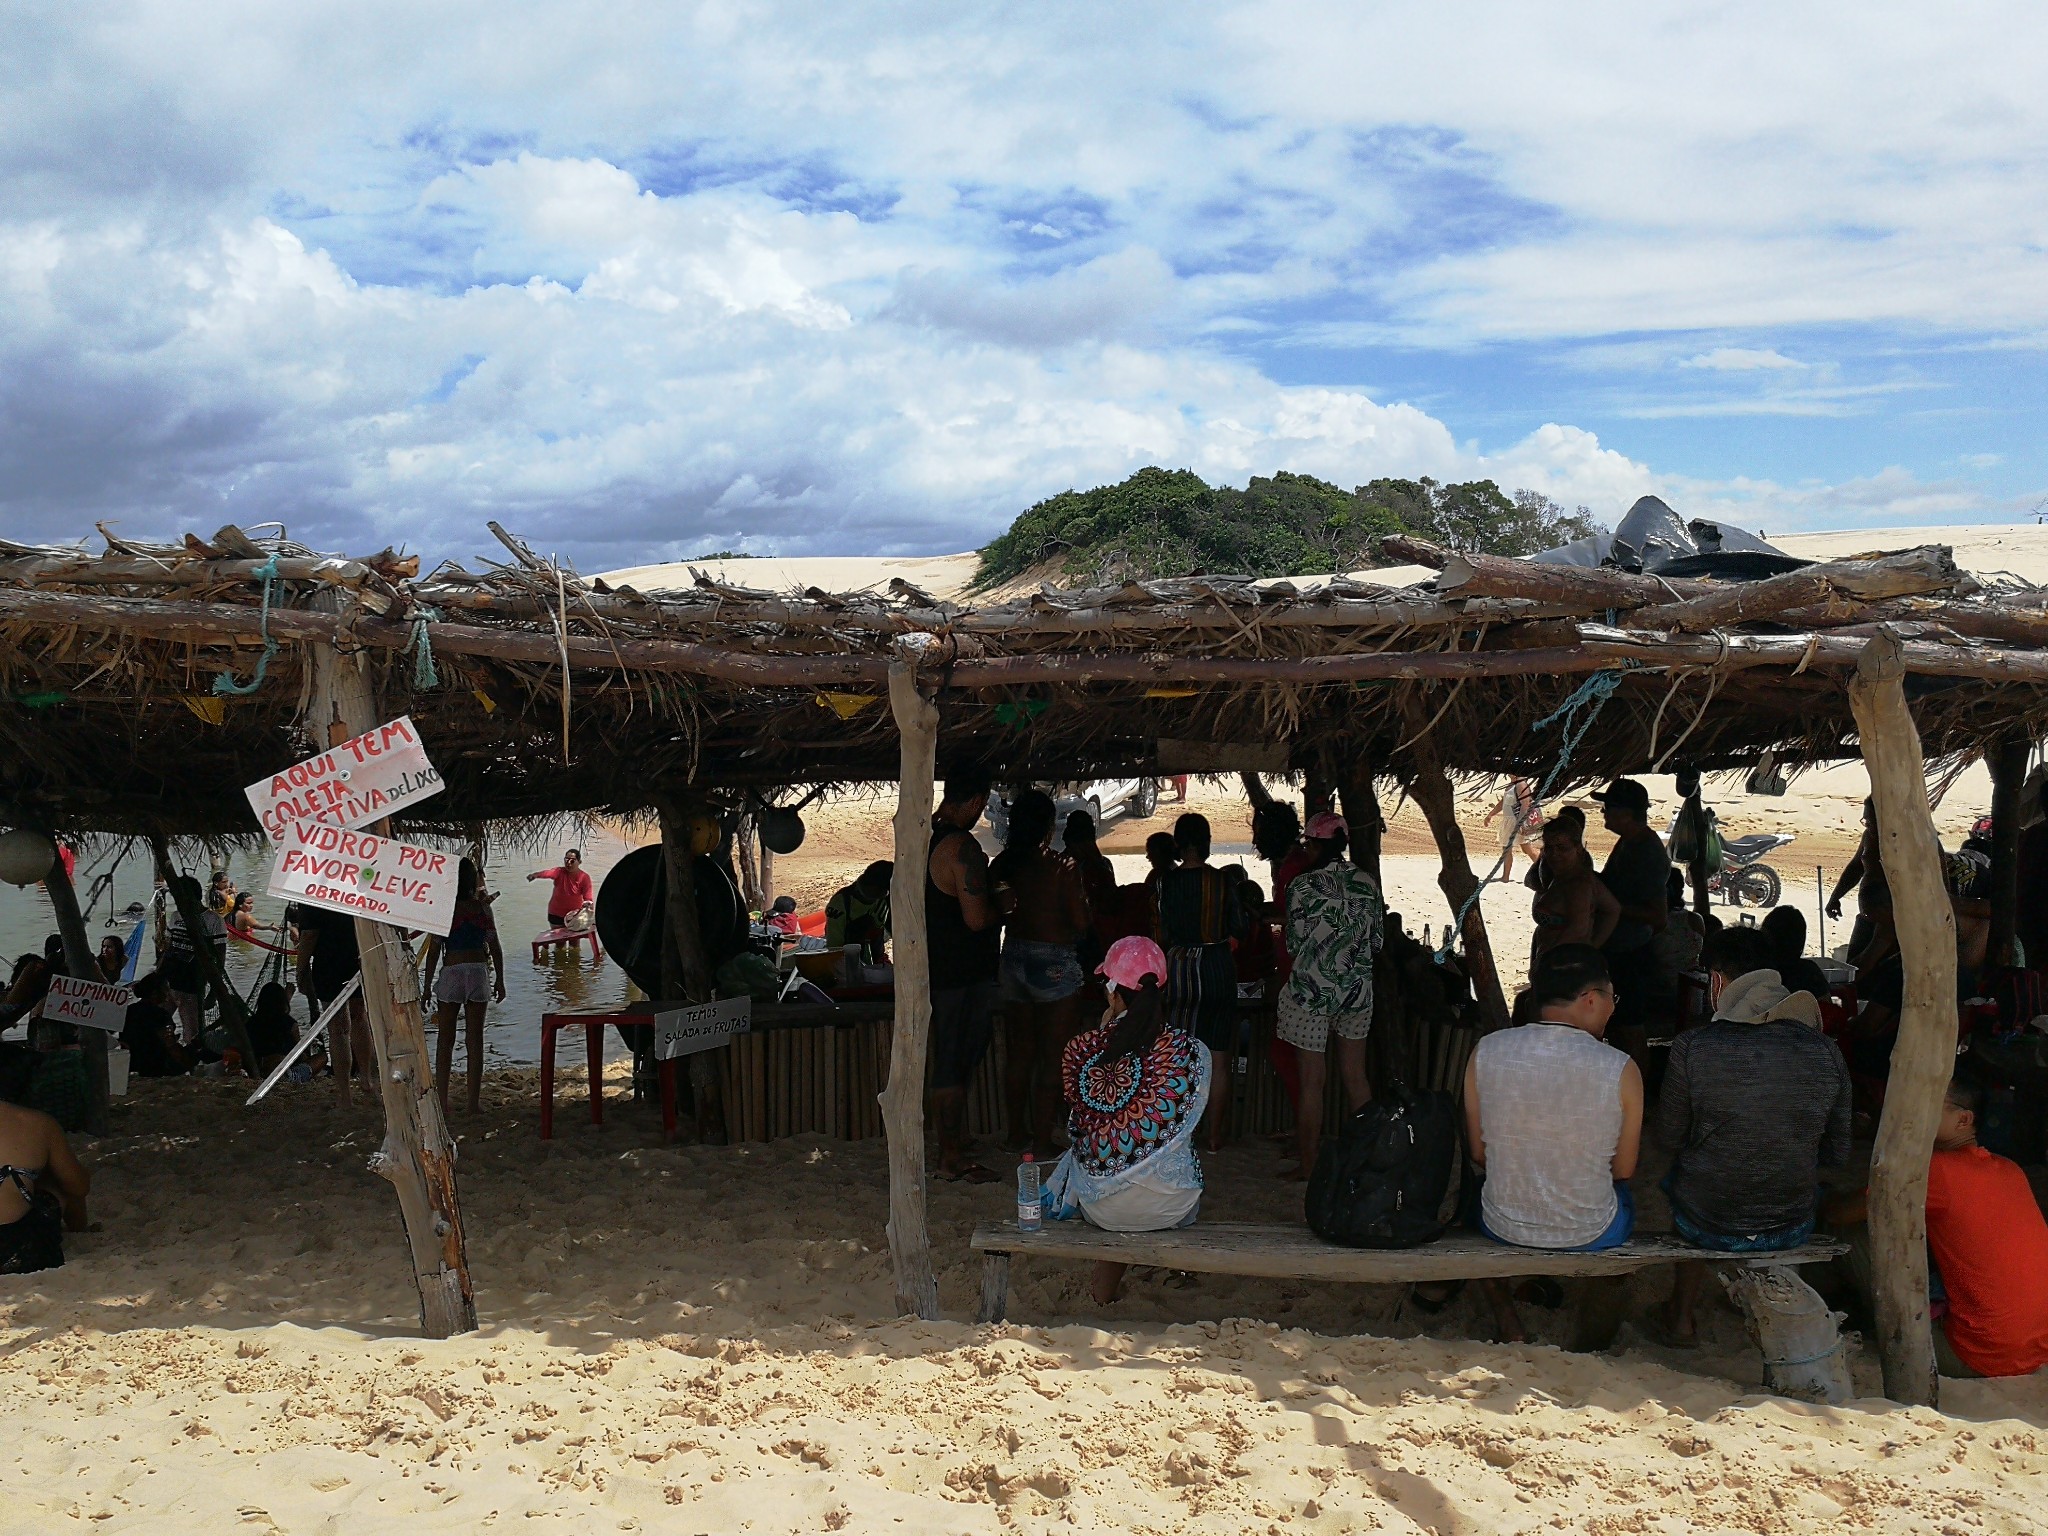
[532,926,603,963]
[539,1008,687,1142]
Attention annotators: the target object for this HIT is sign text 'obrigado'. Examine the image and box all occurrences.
[244,715,443,841]
[266,821,458,936]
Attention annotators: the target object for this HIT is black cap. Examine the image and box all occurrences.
[1591,777,1650,815]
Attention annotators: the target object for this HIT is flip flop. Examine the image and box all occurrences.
[940,1162,999,1185]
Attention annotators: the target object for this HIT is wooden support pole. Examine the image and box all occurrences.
[1987,735,2029,967]
[1847,628,1956,1406]
[306,618,478,1339]
[39,845,110,1133]
[1681,783,1713,920]
[882,646,942,1319]
[656,798,726,1142]
[1403,743,1512,1035]
[1338,763,1385,889]
[149,835,262,1077]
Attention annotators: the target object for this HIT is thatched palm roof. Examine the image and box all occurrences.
[2,523,2044,838]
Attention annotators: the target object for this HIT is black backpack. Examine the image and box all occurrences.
[1304,1082,1459,1248]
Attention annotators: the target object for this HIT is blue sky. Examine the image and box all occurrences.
[3,1,2044,568]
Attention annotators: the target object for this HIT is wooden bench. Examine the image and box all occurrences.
[971,1222,1853,1401]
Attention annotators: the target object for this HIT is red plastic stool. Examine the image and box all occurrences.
[539,1010,630,1138]
[532,927,603,963]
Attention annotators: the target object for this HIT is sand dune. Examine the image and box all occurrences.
[601,522,2048,601]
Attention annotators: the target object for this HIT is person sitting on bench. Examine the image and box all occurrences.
[1044,935,1211,1306]
[1462,943,1644,1341]
[1648,926,1849,1347]
[1828,1075,2048,1378]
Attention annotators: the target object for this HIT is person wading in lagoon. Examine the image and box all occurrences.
[528,848,594,930]
[423,859,507,1115]
[991,789,1092,1154]
[926,768,1002,1182]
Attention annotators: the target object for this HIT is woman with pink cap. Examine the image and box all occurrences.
[1043,935,1211,1305]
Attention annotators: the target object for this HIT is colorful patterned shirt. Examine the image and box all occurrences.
[1283,859,1383,1014]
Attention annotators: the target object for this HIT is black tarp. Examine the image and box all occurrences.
[1531,495,1807,581]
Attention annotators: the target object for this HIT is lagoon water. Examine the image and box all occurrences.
[1,827,645,1067]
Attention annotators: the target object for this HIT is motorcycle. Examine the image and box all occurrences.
[1706,832,1796,908]
[1667,811,1794,908]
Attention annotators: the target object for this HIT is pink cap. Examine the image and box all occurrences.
[1096,935,1167,990]
[1305,811,1348,840]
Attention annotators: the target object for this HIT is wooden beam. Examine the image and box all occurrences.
[1402,739,1512,1035]
[0,554,376,588]
[1634,548,1961,632]
[38,842,110,1134]
[306,605,478,1339]
[1987,736,2030,967]
[881,646,942,1319]
[1847,627,1956,1406]
[6,585,2048,690]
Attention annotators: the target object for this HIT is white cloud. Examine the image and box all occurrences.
[1681,348,1803,372]
[2,2,2044,563]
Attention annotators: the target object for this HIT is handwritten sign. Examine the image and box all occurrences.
[46,973,133,1033]
[244,715,444,841]
[265,820,458,936]
[653,996,753,1061]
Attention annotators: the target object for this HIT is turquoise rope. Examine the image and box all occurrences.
[408,607,441,690]
[211,553,282,697]
[1435,668,1631,965]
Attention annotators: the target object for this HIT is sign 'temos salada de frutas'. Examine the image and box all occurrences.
[265,820,458,936]
[243,715,444,842]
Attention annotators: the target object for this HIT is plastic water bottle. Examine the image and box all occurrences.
[1016,1153,1042,1232]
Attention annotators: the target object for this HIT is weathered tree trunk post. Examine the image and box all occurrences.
[1339,763,1385,888]
[882,641,941,1319]
[1848,628,1956,1405]
[657,797,725,1141]
[1987,735,2029,967]
[735,814,764,912]
[40,846,110,1133]
[148,835,262,1077]
[1403,743,1512,1035]
[306,616,477,1338]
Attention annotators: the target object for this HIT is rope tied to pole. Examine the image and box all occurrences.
[210,553,282,696]
[408,605,442,690]
[1435,667,1632,965]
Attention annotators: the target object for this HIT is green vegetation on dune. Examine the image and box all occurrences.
[974,467,1604,588]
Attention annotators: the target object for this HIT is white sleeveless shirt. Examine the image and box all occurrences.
[1475,1022,1626,1248]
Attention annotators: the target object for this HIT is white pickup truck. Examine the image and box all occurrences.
[987,778,1160,845]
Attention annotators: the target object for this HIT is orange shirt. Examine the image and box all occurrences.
[1927,1145,2048,1377]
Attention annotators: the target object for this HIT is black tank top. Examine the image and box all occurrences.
[926,825,1001,988]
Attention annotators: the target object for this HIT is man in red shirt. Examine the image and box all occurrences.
[1830,1074,2048,1378]
[527,849,595,928]
[1924,1076,2048,1377]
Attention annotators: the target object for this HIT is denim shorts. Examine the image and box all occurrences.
[1000,941,1084,1004]
[1663,1174,1818,1253]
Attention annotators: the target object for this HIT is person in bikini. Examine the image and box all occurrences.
[0,1097,92,1275]
[991,790,1092,1154]
[1529,817,1619,971]
[423,859,507,1114]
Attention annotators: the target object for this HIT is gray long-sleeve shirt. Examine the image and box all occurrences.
[1657,1019,1852,1238]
